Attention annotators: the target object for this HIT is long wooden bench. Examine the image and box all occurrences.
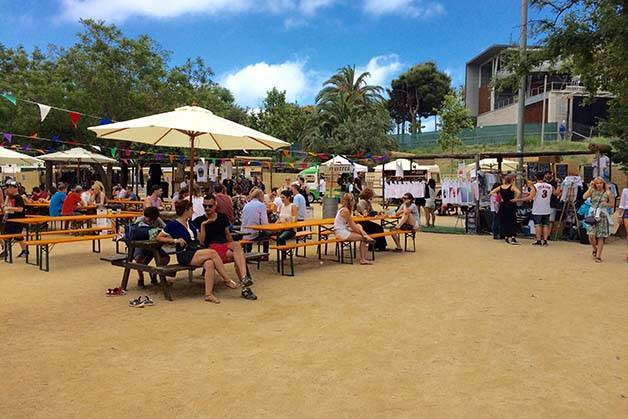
[102,251,268,301]
[24,234,116,272]
[39,226,109,236]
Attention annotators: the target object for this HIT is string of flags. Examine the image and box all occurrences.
[1,92,114,128]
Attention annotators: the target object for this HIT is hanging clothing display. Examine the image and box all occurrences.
[440,178,478,206]
[591,154,610,179]
[194,161,208,183]
[208,163,217,181]
[560,176,583,202]
[221,161,233,181]
[384,179,426,200]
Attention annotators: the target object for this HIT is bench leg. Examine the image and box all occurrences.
[289,249,294,276]
[276,249,281,273]
[40,244,50,272]
[120,266,131,290]
[160,274,173,301]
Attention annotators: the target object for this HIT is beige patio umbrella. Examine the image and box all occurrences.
[87,105,290,196]
[0,146,44,165]
[39,147,117,184]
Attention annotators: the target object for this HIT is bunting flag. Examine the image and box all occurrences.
[69,111,81,128]
[111,147,117,158]
[99,118,112,125]
[3,132,12,143]
[155,153,162,161]
[30,132,38,139]
[37,103,52,122]
[1,93,16,105]
[51,135,60,142]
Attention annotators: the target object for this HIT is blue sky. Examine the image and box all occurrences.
[1,0,525,114]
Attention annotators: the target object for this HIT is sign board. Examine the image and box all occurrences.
[318,164,353,175]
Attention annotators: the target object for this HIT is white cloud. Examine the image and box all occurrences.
[58,0,338,22]
[221,60,310,108]
[357,54,403,88]
[362,0,445,19]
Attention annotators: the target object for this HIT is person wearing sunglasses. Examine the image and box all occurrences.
[390,193,420,251]
[196,194,256,297]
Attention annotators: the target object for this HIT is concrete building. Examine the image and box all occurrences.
[465,45,613,138]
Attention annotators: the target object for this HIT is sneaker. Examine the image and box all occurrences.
[142,296,154,306]
[128,296,145,308]
[542,240,549,246]
[510,238,521,245]
[241,287,257,300]
[531,240,542,246]
[504,238,511,244]
[241,275,254,287]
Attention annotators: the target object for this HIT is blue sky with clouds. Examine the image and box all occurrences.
[1,0,525,113]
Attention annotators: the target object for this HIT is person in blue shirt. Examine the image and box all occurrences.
[290,183,307,221]
[49,183,67,216]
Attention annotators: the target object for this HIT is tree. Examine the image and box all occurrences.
[437,90,474,152]
[250,88,313,145]
[387,62,451,134]
[315,65,384,111]
[500,1,627,171]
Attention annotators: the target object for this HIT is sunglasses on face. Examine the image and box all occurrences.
[203,204,215,209]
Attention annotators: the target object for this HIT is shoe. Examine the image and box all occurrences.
[241,287,257,300]
[531,240,542,246]
[16,250,29,258]
[504,238,511,244]
[510,238,521,245]
[106,287,127,297]
[149,273,158,285]
[128,296,145,308]
[142,296,154,306]
[542,240,549,246]
[241,275,254,287]
[493,236,500,240]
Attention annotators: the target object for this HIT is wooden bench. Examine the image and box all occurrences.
[39,226,109,237]
[24,234,116,272]
[367,230,414,258]
[270,239,343,276]
[102,251,269,301]
[0,233,25,263]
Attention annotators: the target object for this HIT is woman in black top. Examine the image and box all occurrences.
[491,174,521,244]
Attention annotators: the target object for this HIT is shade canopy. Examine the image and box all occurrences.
[39,147,117,164]
[87,105,290,151]
[320,155,367,173]
[466,158,518,173]
[0,146,43,166]
[298,165,319,176]
[375,159,440,173]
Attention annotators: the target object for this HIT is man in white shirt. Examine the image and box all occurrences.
[514,177,556,246]
[240,188,269,253]
[290,183,307,221]
[318,175,326,198]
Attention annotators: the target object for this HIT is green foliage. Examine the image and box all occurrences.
[301,66,395,155]
[437,90,474,152]
[249,88,313,145]
[0,19,248,158]
[387,62,451,133]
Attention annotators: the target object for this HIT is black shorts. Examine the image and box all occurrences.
[2,222,24,239]
[532,214,551,226]
[400,223,415,231]
[415,198,426,207]
[176,249,197,267]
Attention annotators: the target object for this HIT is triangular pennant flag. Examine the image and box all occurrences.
[30,132,38,139]
[155,153,162,161]
[111,147,117,158]
[3,132,12,143]
[22,144,31,151]
[1,93,16,105]
[69,112,81,128]
[99,118,112,125]
[37,103,51,122]
[51,135,60,142]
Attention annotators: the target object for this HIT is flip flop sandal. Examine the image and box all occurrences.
[106,288,114,297]
[112,287,127,296]
[241,287,257,300]
[204,295,221,304]
[224,279,239,289]
[594,257,602,263]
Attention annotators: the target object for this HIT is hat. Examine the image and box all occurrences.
[5,179,18,187]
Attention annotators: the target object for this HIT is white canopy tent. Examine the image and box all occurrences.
[465,158,518,173]
[374,159,440,173]
[320,155,367,173]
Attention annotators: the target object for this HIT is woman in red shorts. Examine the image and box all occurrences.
[196,194,254,289]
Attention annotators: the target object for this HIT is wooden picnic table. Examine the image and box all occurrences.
[9,212,141,265]
[244,214,399,233]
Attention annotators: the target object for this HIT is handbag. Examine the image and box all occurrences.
[584,215,598,226]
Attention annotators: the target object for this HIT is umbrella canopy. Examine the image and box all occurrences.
[39,147,117,164]
[0,146,43,165]
[87,105,290,151]
[298,165,319,176]
[320,155,367,173]
[466,158,518,173]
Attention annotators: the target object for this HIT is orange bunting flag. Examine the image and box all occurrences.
[282,150,289,157]
[69,112,81,128]
[30,132,38,138]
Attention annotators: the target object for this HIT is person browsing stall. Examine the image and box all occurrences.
[195,194,256,292]
[512,176,557,246]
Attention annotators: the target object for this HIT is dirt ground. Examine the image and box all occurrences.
[1,220,627,418]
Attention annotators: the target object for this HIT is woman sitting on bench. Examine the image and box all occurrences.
[275,190,299,245]
[334,193,374,265]
[156,200,239,304]
[391,193,420,250]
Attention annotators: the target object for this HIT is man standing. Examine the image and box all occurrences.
[290,183,307,221]
[515,176,555,246]
[2,180,28,257]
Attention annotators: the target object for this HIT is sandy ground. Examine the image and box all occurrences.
[1,217,627,418]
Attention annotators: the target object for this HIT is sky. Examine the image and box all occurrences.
[1,0,528,128]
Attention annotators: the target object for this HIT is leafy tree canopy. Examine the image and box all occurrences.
[438,89,474,152]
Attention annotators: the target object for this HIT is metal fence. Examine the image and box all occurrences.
[392,123,559,150]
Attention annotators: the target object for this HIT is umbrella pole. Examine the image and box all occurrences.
[189,135,196,200]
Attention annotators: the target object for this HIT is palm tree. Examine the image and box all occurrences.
[315,66,384,110]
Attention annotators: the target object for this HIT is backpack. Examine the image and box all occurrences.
[125,222,155,242]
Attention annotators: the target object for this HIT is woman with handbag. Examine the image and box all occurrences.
[583,177,615,263]
[490,174,521,245]
[157,199,239,304]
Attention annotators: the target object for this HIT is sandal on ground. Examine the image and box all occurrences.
[359,260,373,265]
[594,257,602,263]
[223,279,239,289]
[204,294,221,304]
[241,287,257,300]
[393,247,403,252]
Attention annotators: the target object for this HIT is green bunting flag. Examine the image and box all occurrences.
[1,93,17,105]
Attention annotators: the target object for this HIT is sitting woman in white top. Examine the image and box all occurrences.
[275,190,299,245]
[391,192,420,250]
[333,193,375,265]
